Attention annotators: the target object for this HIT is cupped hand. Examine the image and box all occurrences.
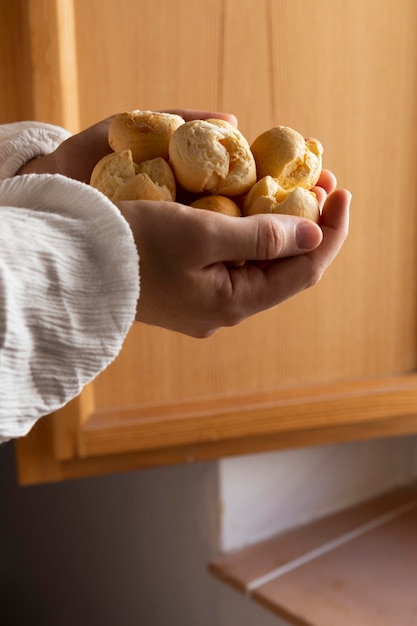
[17,110,350,338]
[117,186,350,338]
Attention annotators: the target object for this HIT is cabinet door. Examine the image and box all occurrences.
[8,0,417,484]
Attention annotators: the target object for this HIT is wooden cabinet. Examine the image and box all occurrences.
[3,0,417,484]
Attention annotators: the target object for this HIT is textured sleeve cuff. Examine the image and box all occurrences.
[0,121,71,179]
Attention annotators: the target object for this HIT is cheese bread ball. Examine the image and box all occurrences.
[190,195,242,217]
[169,119,257,197]
[250,126,323,191]
[243,175,320,223]
[108,110,185,163]
[90,150,175,202]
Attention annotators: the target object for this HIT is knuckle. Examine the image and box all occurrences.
[210,281,246,328]
[222,307,245,328]
[194,327,218,339]
[257,219,285,259]
[305,262,326,288]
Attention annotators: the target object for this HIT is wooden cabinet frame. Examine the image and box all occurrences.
[16,374,417,484]
[4,0,417,483]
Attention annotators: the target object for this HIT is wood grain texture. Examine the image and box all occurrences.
[14,415,417,486]
[210,485,417,591]
[77,375,417,458]
[73,0,417,411]
[0,0,33,122]
[254,503,417,626]
[210,485,417,626]
[25,0,80,131]
[51,382,96,460]
[8,0,417,482]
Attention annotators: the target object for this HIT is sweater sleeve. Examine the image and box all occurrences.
[0,124,139,442]
[0,121,71,179]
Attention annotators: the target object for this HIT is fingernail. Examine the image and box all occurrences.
[296,222,321,250]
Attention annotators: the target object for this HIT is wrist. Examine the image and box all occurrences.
[17,152,58,176]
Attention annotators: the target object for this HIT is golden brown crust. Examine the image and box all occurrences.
[108,110,185,163]
[135,157,176,200]
[243,176,320,223]
[168,119,257,196]
[112,173,173,202]
[91,112,324,225]
[250,126,323,190]
[90,150,176,202]
[90,149,137,199]
[190,195,242,217]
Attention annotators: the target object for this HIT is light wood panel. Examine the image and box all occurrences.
[76,0,417,406]
[78,375,417,458]
[25,0,80,131]
[210,484,417,625]
[5,0,417,482]
[15,409,417,486]
[0,0,33,122]
[73,0,225,124]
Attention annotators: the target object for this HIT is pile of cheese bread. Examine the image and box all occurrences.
[90,110,323,223]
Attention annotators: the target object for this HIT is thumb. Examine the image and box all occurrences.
[209,213,323,264]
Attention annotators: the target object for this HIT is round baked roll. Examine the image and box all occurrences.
[90,149,137,199]
[250,126,323,190]
[134,157,176,200]
[243,176,320,223]
[168,119,257,196]
[90,150,176,202]
[190,195,242,217]
[108,110,185,163]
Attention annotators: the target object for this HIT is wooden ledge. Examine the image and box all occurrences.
[78,374,417,458]
[209,484,417,626]
[16,374,417,484]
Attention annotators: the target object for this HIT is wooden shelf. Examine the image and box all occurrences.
[210,484,417,626]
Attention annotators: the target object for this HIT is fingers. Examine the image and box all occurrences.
[313,186,327,210]
[315,169,337,194]
[313,170,339,210]
[202,211,323,265]
[220,189,351,322]
[159,108,238,127]
[266,189,350,293]
[116,188,350,337]
[314,188,351,268]
[118,199,323,271]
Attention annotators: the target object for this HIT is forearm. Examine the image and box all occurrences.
[17,152,59,176]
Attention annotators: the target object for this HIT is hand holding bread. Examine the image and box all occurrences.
[17,109,350,337]
[90,109,323,223]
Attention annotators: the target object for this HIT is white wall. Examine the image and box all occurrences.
[219,436,417,552]
[1,434,417,626]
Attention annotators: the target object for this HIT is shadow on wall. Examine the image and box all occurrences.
[0,441,220,626]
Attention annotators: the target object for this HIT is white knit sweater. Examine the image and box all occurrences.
[0,122,139,442]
